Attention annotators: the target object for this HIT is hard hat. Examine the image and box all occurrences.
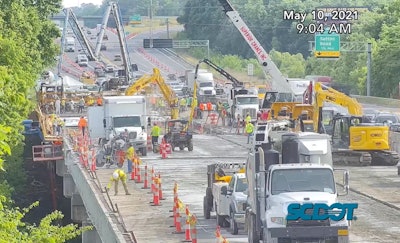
[113,171,119,179]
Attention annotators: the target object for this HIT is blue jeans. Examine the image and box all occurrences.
[127,159,132,173]
[247,133,253,144]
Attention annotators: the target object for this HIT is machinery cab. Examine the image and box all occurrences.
[163,119,193,151]
[330,115,390,151]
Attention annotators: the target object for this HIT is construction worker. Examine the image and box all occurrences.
[106,169,131,196]
[96,96,103,106]
[151,122,161,151]
[126,143,135,174]
[61,98,66,113]
[245,122,254,144]
[245,113,252,125]
[87,95,95,106]
[78,116,87,137]
[55,97,61,115]
[179,97,186,112]
[56,117,64,136]
[78,97,85,113]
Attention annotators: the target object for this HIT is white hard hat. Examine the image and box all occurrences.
[113,171,119,179]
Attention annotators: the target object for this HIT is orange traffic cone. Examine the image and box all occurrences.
[158,173,165,200]
[191,214,198,243]
[130,161,135,180]
[135,164,142,183]
[172,200,183,234]
[142,164,148,189]
[151,177,160,206]
[183,205,192,242]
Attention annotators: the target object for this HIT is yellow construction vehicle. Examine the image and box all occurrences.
[313,82,399,166]
[268,102,314,132]
[125,68,179,119]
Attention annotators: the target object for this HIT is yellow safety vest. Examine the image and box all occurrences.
[245,115,251,124]
[246,123,254,134]
[126,146,135,161]
[151,126,161,136]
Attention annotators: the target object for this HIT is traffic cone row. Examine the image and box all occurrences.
[90,146,96,172]
[215,226,229,243]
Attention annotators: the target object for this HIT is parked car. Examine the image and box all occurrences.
[103,34,108,40]
[105,65,115,73]
[373,113,400,132]
[87,30,92,35]
[114,54,122,61]
[94,66,105,77]
[100,44,107,51]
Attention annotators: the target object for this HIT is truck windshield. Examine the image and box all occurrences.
[271,168,335,195]
[199,82,213,88]
[113,117,141,128]
[235,178,248,193]
[236,97,259,105]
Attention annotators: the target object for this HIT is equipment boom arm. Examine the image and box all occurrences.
[125,68,179,119]
[313,82,363,132]
[218,0,294,95]
[197,59,243,87]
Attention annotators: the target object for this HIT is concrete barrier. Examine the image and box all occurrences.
[390,131,400,154]
[352,95,400,108]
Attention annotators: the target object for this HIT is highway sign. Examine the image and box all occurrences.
[315,34,340,51]
[315,33,340,58]
[314,51,340,58]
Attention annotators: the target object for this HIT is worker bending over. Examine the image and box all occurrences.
[106,169,131,196]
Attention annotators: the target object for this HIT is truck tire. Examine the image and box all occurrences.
[206,188,213,206]
[248,213,260,243]
[179,145,184,151]
[141,147,147,156]
[203,196,211,219]
[230,211,238,235]
[188,140,193,151]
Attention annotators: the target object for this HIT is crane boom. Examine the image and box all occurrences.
[64,8,96,61]
[196,59,244,87]
[217,0,294,100]
[125,68,179,119]
[95,2,133,82]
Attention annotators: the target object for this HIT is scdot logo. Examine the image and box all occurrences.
[286,203,358,221]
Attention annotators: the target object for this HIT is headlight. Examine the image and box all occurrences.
[271,217,285,225]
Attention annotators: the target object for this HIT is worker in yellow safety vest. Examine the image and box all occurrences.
[179,97,186,112]
[245,122,254,144]
[151,123,161,149]
[106,169,131,196]
[126,143,136,174]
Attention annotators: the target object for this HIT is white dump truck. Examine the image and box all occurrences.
[65,37,75,52]
[203,163,247,234]
[245,123,351,242]
[88,96,148,156]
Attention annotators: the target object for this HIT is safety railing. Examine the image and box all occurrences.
[32,144,64,162]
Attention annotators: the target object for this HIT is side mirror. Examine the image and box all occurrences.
[103,119,106,128]
[334,168,349,196]
[221,186,228,195]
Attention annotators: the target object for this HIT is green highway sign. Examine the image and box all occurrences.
[315,34,340,52]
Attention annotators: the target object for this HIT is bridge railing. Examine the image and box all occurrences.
[351,95,400,108]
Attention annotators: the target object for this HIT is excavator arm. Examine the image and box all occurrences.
[313,82,363,133]
[124,68,179,119]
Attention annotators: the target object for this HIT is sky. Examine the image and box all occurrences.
[62,0,102,8]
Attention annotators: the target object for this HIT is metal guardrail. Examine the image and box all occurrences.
[351,95,400,108]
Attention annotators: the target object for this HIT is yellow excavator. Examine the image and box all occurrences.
[268,102,315,132]
[312,82,399,166]
[125,68,179,119]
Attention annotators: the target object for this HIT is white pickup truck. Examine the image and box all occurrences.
[203,163,247,234]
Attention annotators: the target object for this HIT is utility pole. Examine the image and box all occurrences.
[366,42,372,96]
[149,0,153,48]
[166,18,170,39]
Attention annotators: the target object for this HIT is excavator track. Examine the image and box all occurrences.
[370,150,400,166]
[332,149,372,166]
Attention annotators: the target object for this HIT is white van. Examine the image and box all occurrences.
[76,54,88,67]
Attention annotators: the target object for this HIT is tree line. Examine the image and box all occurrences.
[0,0,88,240]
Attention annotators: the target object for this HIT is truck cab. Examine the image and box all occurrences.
[228,88,260,124]
[245,130,350,243]
[220,173,248,235]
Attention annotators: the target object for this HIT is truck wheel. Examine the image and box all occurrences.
[230,211,238,235]
[179,145,184,151]
[206,188,213,206]
[203,196,211,219]
[188,140,193,151]
[248,213,260,243]
[141,147,147,156]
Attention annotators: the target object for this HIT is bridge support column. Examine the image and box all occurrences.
[82,218,102,243]
[56,159,67,176]
[71,192,88,223]
[63,173,75,198]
